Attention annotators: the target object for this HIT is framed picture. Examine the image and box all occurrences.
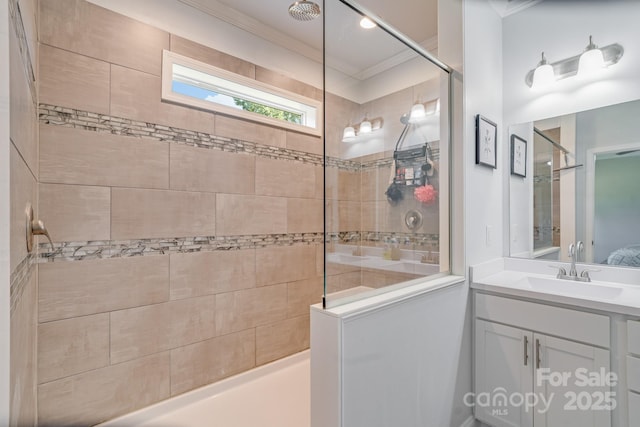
[510,134,527,177]
[475,115,497,168]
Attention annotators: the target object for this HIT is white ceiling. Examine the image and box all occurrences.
[178,0,438,78]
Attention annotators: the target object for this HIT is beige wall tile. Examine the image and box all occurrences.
[170,144,255,194]
[215,115,286,148]
[170,329,255,396]
[38,314,109,384]
[361,201,390,233]
[10,273,37,427]
[286,131,322,155]
[361,166,391,202]
[215,284,287,335]
[39,0,169,75]
[170,250,256,300]
[338,170,362,201]
[170,35,255,78]
[215,194,286,236]
[315,165,323,200]
[325,271,362,294]
[325,92,360,158]
[110,296,215,364]
[39,44,110,115]
[255,245,317,286]
[38,352,170,426]
[255,66,321,101]
[286,198,323,233]
[9,27,37,175]
[255,157,317,199]
[316,244,324,278]
[111,188,216,240]
[39,183,110,242]
[256,315,310,365]
[40,125,169,189]
[39,256,169,322]
[326,259,360,276]
[287,277,321,318]
[110,65,216,135]
[338,200,362,232]
[361,270,389,288]
[10,146,36,273]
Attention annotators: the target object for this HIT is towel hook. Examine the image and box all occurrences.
[26,203,53,253]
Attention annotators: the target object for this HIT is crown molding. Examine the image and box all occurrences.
[488,0,543,17]
[178,0,438,83]
[353,35,438,81]
[178,0,322,61]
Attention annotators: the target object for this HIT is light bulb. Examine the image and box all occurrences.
[359,120,372,134]
[531,52,555,90]
[409,103,426,123]
[342,126,355,141]
[360,17,376,29]
[578,36,605,76]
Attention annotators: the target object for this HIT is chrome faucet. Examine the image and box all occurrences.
[554,241,592,282]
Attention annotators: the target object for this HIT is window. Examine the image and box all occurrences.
[162,50,321,136]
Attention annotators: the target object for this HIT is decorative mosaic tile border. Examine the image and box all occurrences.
[39,104,364,171]
[39,233,325,262]
[39,231,439,263]
[9,0,36,103]
[331,231,439,247]
[10,253,36,315]
[40,104,450,172]
[38,105,441,262]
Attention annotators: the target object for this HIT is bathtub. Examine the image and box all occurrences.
[99,350,310,427]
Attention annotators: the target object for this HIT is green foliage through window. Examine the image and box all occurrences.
[233,98,302,124]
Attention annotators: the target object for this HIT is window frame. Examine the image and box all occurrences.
[161,50,322,136]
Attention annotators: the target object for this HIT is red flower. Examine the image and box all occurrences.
[414,185,438,204]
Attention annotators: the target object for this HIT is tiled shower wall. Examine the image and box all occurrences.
[36,0,326,424]
[9,0,38,425]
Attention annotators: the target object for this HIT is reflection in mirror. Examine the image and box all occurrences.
[323,0,450,307]
[509,99,640,267]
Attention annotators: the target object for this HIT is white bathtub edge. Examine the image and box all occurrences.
[98,349,310,426]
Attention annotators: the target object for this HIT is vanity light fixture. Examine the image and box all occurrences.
[525,36,624,88]
[342,125,356,141]
[409,102,426,123]
[578,35,605,76]
[360,16,377,29]
[531,52,555,90]
[405,98,439,123]
[358,118,372,134]
[342,116,383,143]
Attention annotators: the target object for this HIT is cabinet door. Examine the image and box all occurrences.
[533,334,611,427]
[475,320,534,427]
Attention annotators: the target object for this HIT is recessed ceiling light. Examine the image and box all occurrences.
[360,17,376,29]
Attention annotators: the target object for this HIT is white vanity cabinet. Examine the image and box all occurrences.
[474,293,612,427]
[627,320,640,426]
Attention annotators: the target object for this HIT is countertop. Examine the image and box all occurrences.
[470,258,640,316]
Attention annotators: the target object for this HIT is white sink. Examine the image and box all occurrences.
[520,276,623,300]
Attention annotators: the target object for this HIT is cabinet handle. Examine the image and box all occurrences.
[536,338,541,369]
[524,335,529,366]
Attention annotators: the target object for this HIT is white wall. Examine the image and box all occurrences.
[507,122,533,257]
[503,0,640,126]
[311,279,469,427]
[0,0,11,423]
[464,0,504,266]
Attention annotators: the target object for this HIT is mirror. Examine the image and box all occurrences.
[509,99,640,267]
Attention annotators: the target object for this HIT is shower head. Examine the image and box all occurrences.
[288,1,321,21]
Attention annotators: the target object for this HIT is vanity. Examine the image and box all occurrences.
[470,257,640,427]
